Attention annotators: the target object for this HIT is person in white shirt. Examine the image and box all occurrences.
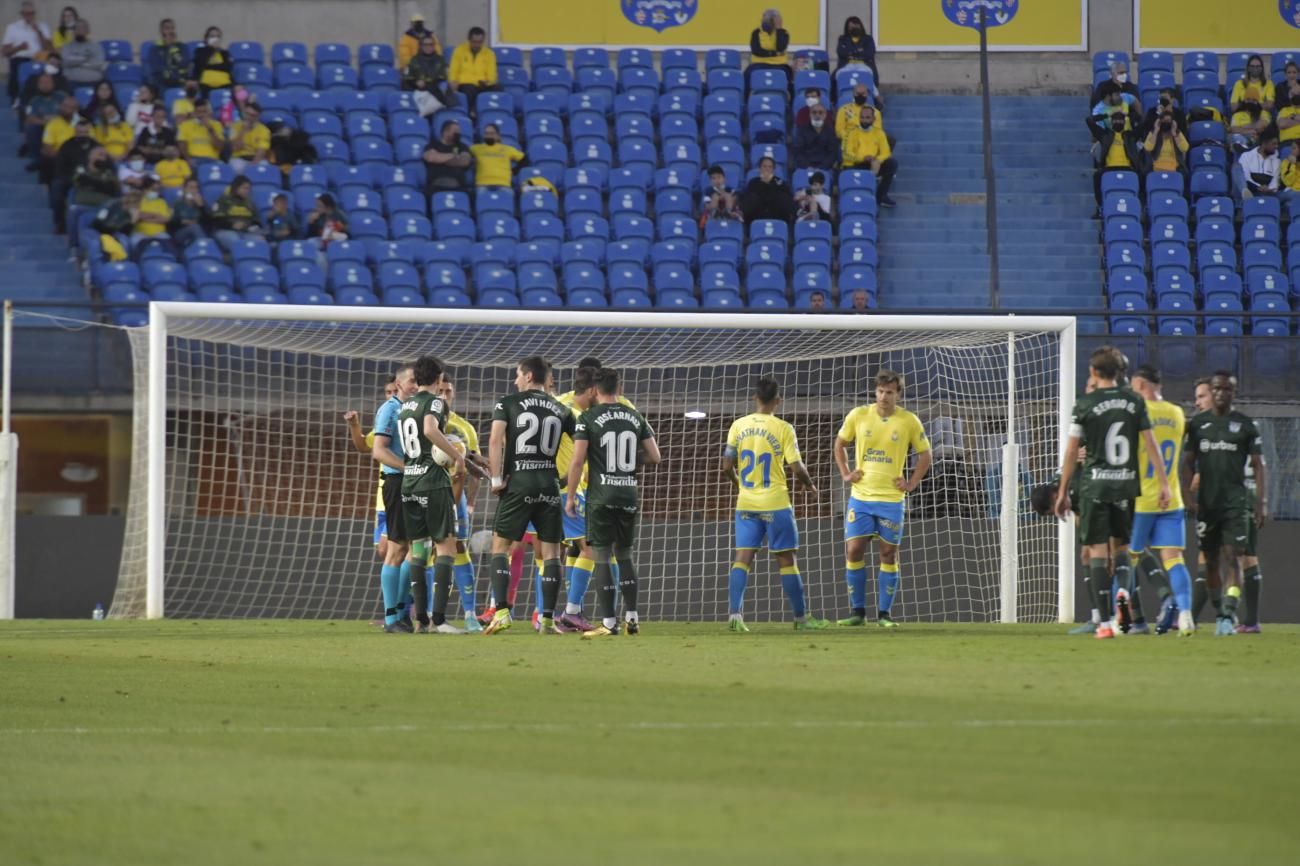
[2,2,52,104]
[1235,130,1281,201]
[125,84,160,134]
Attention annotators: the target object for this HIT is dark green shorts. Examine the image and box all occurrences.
[494,489,563,543]
[1078,498,1132,546]
[402,486,456,542]
[1196,506,1252,554]
[587,504,638,550]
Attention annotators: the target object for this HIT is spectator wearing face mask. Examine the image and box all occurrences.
[117,146,156,189]
[403,33,449,114]
[794,87,825,127]
[836,83,888,142]
[48,115,94,231]
[1089,81,1142,163]
[745,9,790,95]
[61,18,104,84]
[398,12,440,70]
[73,145,120,209]
[1090,61,1141,113]
[1086,104,1142,204]
[130,175,172,256]
[842,104,897,207]
[469,123,524,188]
[792,103,838,170]
[92,104,134,161]
[794,171,832,221]
[1229,88,1271,153]
[1234,129,1281,201]
[740,155,795,223]
[168,177,207,248]
[1230,54,1274,114]
[147,18,188,92]
[19,53,67,110]
[422,119,471,195]
[191,26,232,97]
[1141,88,1186,137]
[1142,104,1189,179]
[135,105,176,163]
[448,26,498,116]
[1276,79,1300,146]
[125,83,160,134]
[1280,142,1300,211]
[836,16,878,82]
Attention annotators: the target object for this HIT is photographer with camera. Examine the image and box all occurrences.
[794,171,832,222]
[1142,101,1189,182]
[1087,102,1143,204]
[699,164,742,225]
[1142,88,1186,137]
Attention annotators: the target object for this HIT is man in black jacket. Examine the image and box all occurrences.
[1087,108,1143,204]
[49,116,95,233]
[792,104,838,170]
[740,156,795,223]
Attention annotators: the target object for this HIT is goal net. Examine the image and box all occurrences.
[113,306,1075,623]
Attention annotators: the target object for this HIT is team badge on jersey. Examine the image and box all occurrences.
[846,508,857,523]
[1229,422,1241,433]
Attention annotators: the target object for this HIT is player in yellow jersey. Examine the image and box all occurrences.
[832,369,932,628]
[552,364,604,632]
[436,375,485,632]
[1127,365,1196,636]
[722,377,830,632]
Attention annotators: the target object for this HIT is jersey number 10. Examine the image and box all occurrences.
[600,430,638,472]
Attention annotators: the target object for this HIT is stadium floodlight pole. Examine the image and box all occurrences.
[1056,317,1077,623]
[146,303,168,618]
[978,7,1001,309]
[0,300,13,619]
[999,330,1018,623]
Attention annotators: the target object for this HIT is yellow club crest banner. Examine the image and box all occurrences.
[874,0,1087,52]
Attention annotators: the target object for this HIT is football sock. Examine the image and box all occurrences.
[1211,588,1223,615]
[618,556,639,620]
[453,551,475,615]
[1166,556,1193,613]
[540,558,562,619]
[878,561,899,615]
[592,560,616,621]
[430,555,453,626]
[1136,551,1172,601]
[1242,564,1262,627]
[728,562,751,614]
[490,553,512,613]
[424,566,434,615]
[380,564,402,626]
[611,559,622,608]
[1081,572,1098,623]
[1192,564,1208,619]
[1113,561,1138,620]
[1090,558,1111,623]
[405,559,428,625]
[846,559,867,614]
[1221,585,1241,620]
[507,545,524,606]
[779,565,805,618]
[533,565,544,614]
[566,556,594,613]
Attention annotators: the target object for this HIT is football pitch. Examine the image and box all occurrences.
[2,621,1298,865]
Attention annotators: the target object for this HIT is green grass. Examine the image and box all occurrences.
[2,621,1299,866]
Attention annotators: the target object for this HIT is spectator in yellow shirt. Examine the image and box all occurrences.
[130,176,172,256]
[841,105,897,207]
[229,102,270,173]
[1228,87,1270,152]
[51,6,78,50]
[1086,106,1142,204]
[448,26,498,115]
[1143,109,1188,175]
[178,99,225,163]
[191,26,232,97]
[469,123,524,187]
[1229,55,1274,113]
[155,144,192,189]
[745,8,790,95]
[398,12,440,70]
[1278,70,1300,145]
[1279,141,1300,210]
[92,105,135,160]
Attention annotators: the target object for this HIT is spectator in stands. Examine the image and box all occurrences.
[73,144,119,209]
[92,103,134,161]
[19,51,66,110]
[178,98,224,164]
[306,192,348,268]
[36,91,76,179]
[21,72,63,170]
[147,18,188,92]
[3,2,52,105]
[265,192,298,242]
[136,105,176,163]
[806,290,826,311]
[1142,101,1188,179]
[171,82,198,123]
[423,118,471,194]
[746,9,790,95]
[1090,81,1139,123]
[117,146,155,189]
[47,114,92,231]
[1086,104,1142,203]
[794,86,825,127]
[836,16,878,83]
[448,26,498,116]
[124,83,159,133]
[1091,61,1140,112]
[850,289,871,311]
[398,11,439,70]
[130,175,171,255]
[51,6,77,50]
[794,170,832,221]
[836,82,877,141]
[700,164,741,223]
[211,175,262,251]
[82,80,120,122]
[470,123,524,188]
[191,25,232,97]
[1229,88,1270,153]
[842,104,897,207]
[154,143,189,189]
[60,17,102,84]
[91,187,137,257]
[1141,88,1185,136]
[1230,54,1274,113]
[270,126,317,176]
[228,102,269,173]
[1280,141,1300,209]
[793,103,837,170]
[403,33,448,112]
[740,155,795,223]
[169,177,206,248]
[1235,129,1281,200]
[1278,80,1300,146]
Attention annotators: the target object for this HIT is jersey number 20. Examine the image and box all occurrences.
[516,414,562,456]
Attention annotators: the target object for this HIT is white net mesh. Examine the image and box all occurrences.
[114,310,1068,622]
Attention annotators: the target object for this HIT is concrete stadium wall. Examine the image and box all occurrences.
[1,0,1137,93]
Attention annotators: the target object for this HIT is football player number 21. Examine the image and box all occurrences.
[738,449,772,488]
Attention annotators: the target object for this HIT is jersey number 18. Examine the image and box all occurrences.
[400,417,422,459]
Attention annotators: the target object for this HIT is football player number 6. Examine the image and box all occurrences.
[1104,421,1129,466]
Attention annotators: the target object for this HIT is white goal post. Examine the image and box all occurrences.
[117,303,1076,623]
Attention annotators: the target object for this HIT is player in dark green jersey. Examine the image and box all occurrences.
[482,355,575,635]
[1185,372,1268,636]
[398,355,470,634]
[564,368,661,637]
[1056,346,1169,640]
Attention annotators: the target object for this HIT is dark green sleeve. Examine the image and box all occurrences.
[639,413,654,440]
[491,399,507,424]
[1135,395,1152,431]
[561,408,576,438]
[1246,419,1262,455]
[573,413,589,442]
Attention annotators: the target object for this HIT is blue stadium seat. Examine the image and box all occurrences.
[656,215,697,243]
[706,68,744,99]
[1189,145,1228,173]
[608,263,649,293]
[281,261,327,296]
[1242,218,1280,245]
[1153,267,1195,299]
[142,260,188,294]
[745,240,787,272]
[704,219,744,256]
[833,67,875,98]
[663,68,703,97]
[841,216,878,244]
[523,213,565,244]
[656,288,700,308]
[839,265,878,297]
[662,48,697,71]
[496,47,524,68]
[357,43,394,68]
[563,261,607,292]
[651,240,695,268]
[1099,171,1140,198]
[534,67,574,99]
[1190,168,1228,198]
[1241,196,1281,229]
[573,137,614,169]
[612,214,654,243]
[1195,215,1234,246]
[531,47,567,71]
[748,67,788,96]
[652,260,694,292]
[500,65,530,101]
[236,261,281,296]
[385,187,426,218]
[518,263,559,294]
[1150,217,1189,245]
[561,239,606,268]
[1109,290,1149,313]
[606,240,650,269]
[655,188,695,218]
[435,212,476,243]
[326,241,367,268]
[1243,242,1283,277]
[1152,241,1191,276]
[340,189,383,218]
[569,109,605,141]
[573,47,610,70]
[705,49,740,72]
[233,63,272,88]
[1111,316,1152,336]
[838,170,879,195]
[391,215,432,240]
[1181,51,1218,79]
[229,237,272,266]
[274,62,314,90]
[1106,241,1145,272]
[521,287,564,308]
[567,215,611,242]
[515,240,560,270]
[617,137,658,173]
